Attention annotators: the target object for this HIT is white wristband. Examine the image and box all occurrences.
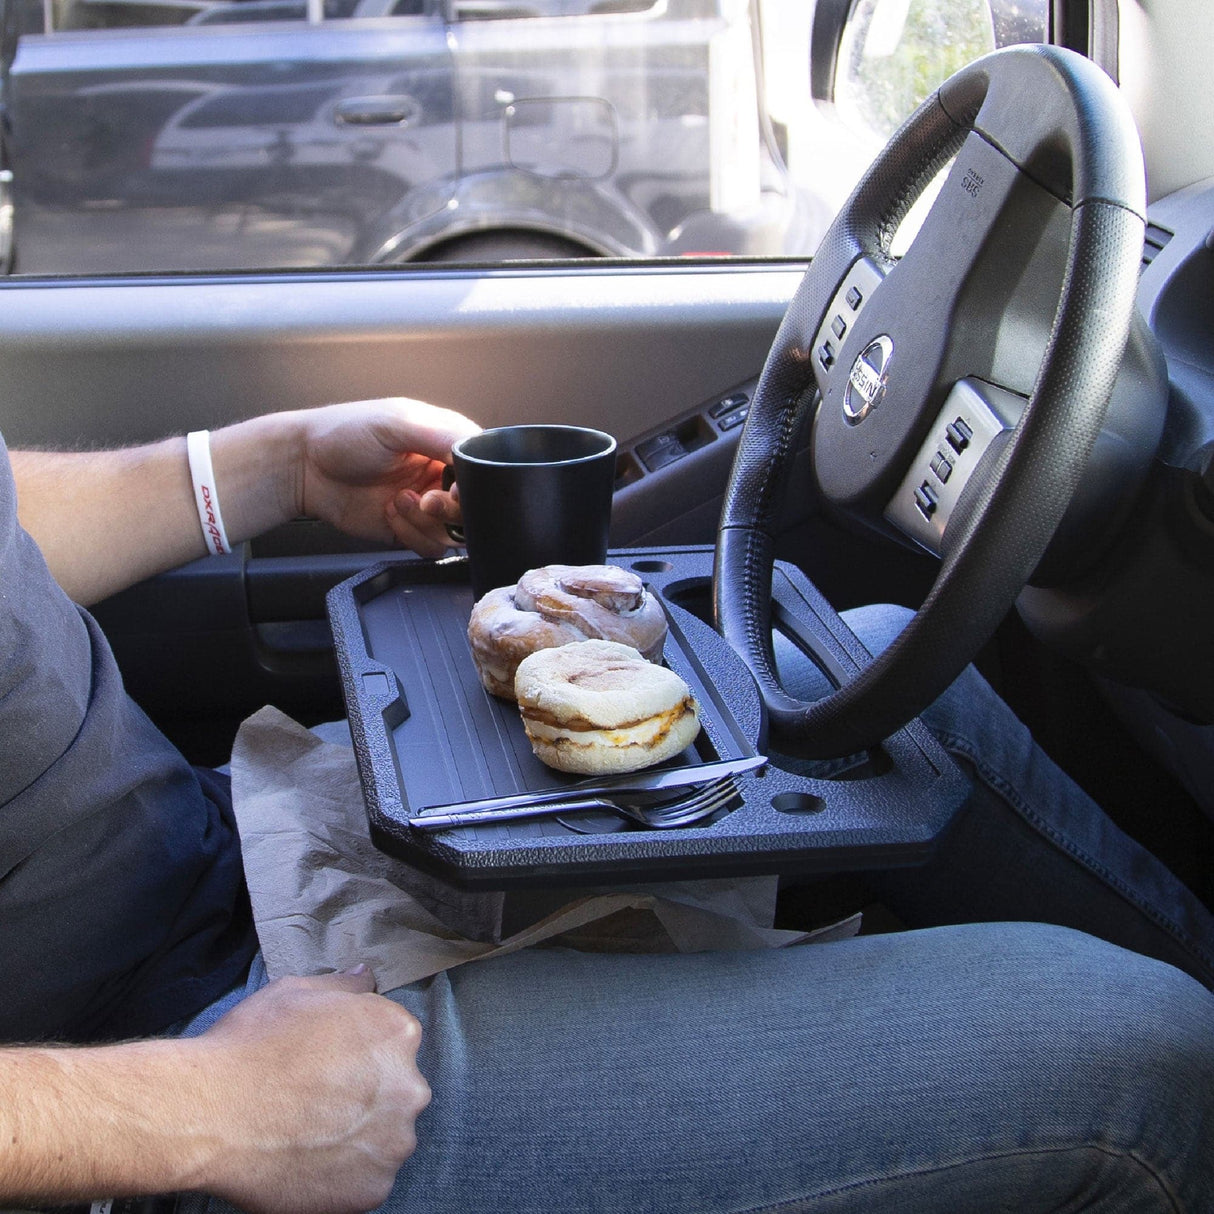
[186,430,231,556]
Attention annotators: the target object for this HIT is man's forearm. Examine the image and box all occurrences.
[11,398,471,604]
[1,973,430,1214]
[12,414,304,605]
[0,1040,215,1205]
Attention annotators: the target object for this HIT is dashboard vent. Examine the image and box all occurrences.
[1141,222,1174,268]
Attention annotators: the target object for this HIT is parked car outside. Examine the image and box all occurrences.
[0,0,1050,274]
[0,0,820,272]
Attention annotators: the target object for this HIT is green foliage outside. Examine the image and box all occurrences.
[842,0,996,141]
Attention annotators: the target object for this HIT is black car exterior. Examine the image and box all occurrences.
[0,0,810,272]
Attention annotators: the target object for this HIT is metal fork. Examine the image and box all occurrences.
[409,776,740,832]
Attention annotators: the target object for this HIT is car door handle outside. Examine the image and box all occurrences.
[451,0,543,17]
[333,96,420,127]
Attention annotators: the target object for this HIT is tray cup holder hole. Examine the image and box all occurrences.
[631,559,674,573]
[771,792,826,815]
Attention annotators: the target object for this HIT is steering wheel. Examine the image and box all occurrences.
[714,45,1146,760]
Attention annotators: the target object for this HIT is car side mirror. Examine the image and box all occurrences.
[809,0,1049,142]
[809,0,853,103]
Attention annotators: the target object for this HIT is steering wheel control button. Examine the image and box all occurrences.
[946,419,973,453]
[810,258,885,396]
[914,482,938,519]
[884,380,1023,556]
[842,334,894,426]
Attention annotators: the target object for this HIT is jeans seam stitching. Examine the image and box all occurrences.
[730,1141,1183,1213]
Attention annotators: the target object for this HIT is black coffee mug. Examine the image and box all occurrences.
[447,425,618,600]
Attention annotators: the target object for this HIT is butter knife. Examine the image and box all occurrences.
[409,753,765,829]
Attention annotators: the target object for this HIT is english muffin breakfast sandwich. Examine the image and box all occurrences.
[514,639,700,775]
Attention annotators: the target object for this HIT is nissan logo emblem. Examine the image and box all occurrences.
[843,335,894,425]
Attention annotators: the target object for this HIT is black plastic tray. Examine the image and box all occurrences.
[327,547,971,888]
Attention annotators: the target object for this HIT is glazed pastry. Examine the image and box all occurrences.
[514,640,700,775]
[467,564,667,700]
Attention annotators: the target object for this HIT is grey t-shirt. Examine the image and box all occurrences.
[0,433,255,1041]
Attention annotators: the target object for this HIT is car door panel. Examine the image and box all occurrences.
[0,263,814,757]
[0,265,800,446]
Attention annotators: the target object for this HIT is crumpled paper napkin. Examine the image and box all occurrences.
[230,706,860,991]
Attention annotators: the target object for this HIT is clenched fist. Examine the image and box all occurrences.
[192,967,430,1214]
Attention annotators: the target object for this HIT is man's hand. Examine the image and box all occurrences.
[194,968,431,1214]
[0,968,430,1214]
[295,399,480,556]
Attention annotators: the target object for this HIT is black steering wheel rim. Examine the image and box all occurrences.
[714,45,1146,760]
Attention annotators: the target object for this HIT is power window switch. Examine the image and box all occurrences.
[637,432,685,471]
[709,393,748,419]
[817,342,835,370]
[716,405,749,431]
[637,432,676,459]
[930,451,953,483]
[642,443,686,471]
[845,285,863,310]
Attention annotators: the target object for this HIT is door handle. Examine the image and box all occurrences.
[333,95,420,127]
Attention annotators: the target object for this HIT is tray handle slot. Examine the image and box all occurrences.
[358,665,410,732]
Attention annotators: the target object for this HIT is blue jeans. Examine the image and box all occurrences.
[186,605,1214,1211]
[782,604,1214,994]
[188,928,1214,1212]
